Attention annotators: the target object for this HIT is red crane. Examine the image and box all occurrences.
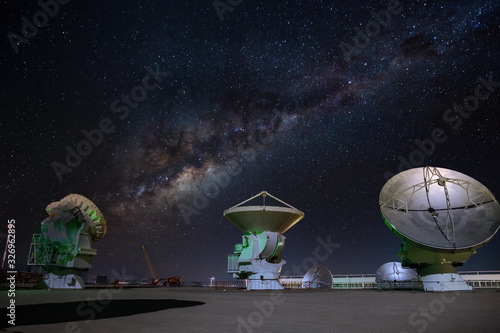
[141,245,182,286]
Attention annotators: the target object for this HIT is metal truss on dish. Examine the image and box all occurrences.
[302,266,333,289]
[225,191,304,290]
[379,166,500,292]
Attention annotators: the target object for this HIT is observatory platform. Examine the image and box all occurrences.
[1,287,499,332]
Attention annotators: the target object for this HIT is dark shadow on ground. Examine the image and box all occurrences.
[0,299,205,328]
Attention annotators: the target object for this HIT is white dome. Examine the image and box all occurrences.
[375,262,418,283]
[302,266,332,288]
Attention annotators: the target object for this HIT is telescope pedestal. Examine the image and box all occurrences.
[245,259,285,290]
[39,270,85,289]
[419,263,472,291]
[229,232,286,290]
[399,242,473,291]
[247,279,284,291]
[420,273,472,291]
[224,192,304,291]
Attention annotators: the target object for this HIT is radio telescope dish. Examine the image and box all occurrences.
[379,166,500,291]
[27,194,107,289]
[55,194,108,241]
[302,266,332,289]
[224,206,303,234]
[225,191,304,290]
[380,166,500,251]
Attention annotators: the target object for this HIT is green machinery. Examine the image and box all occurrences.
[224,191,304,290]
[27,194,107,289]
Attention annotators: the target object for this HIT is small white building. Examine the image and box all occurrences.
[460,271,500,288]
[280,274,377,289]
[280,271,500,290]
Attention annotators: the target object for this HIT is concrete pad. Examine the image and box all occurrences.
[1,288,499,332]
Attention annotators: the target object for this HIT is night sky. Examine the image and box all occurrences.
[2,0,500,284]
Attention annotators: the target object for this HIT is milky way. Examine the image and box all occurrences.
[107,1,498,225]
[2,0,500,280]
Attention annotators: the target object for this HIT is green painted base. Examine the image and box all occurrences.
[399,242,475,268]
[419,263,458,276]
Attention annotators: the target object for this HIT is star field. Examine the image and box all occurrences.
[1,0,500,282]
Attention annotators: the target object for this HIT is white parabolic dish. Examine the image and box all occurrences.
[379,167,500,251]
[224,205,304,234]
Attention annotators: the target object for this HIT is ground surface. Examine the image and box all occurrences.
[1,287,499,333]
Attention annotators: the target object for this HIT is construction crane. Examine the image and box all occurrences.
[141,245,157,282]
[141,245,182,286]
